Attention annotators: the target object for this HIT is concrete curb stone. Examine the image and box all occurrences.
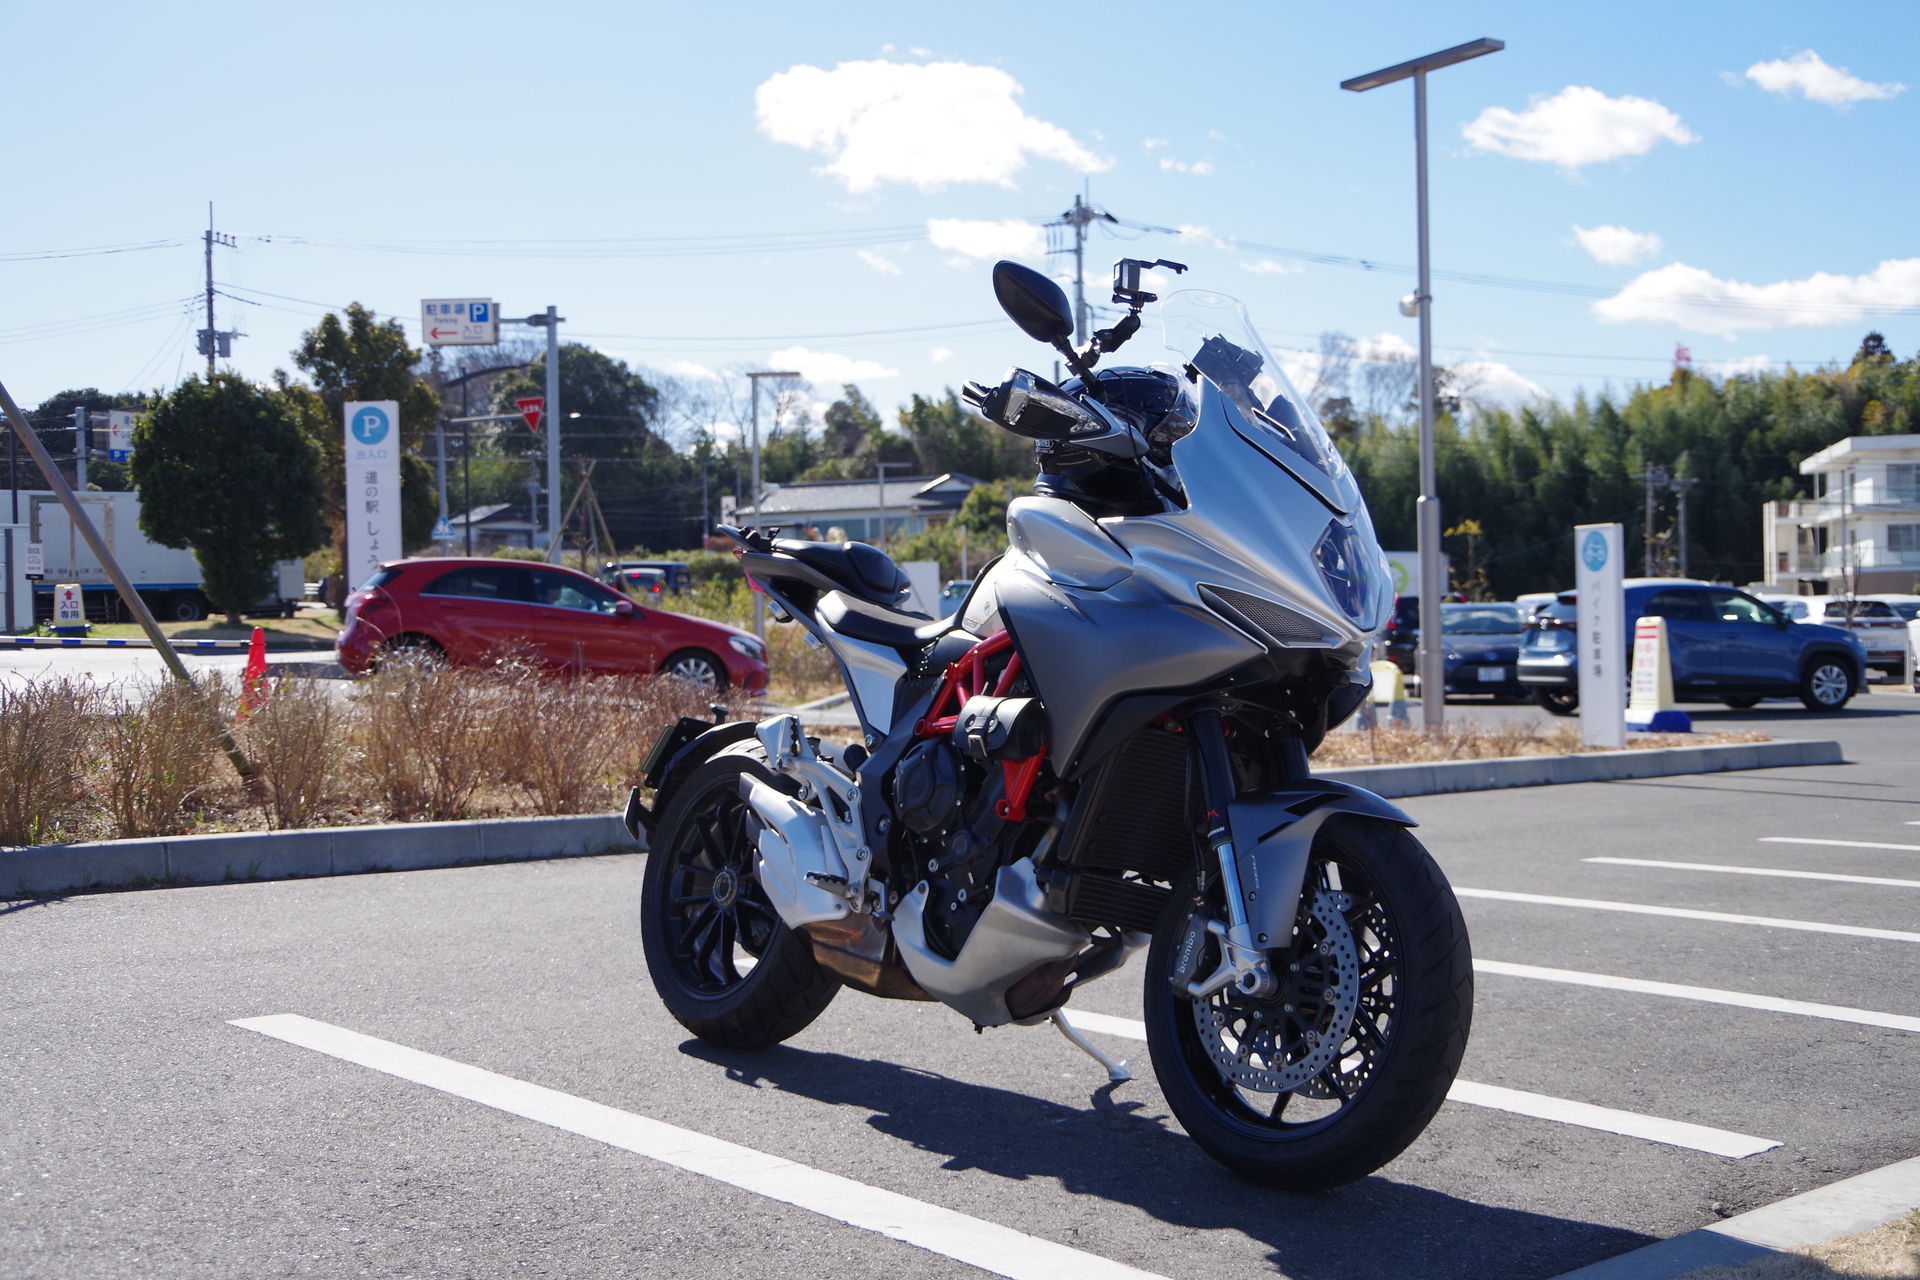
[0,739,1842,900]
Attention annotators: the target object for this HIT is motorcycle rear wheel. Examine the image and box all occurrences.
[1143,815,1472,1189]
[639,748,839,1049]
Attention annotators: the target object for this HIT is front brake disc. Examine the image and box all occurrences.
[1191,887,1360,1092]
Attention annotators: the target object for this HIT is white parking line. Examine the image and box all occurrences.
[1058,1012,1777,1158]
[1473,958,1920,1035]
[1587,856,1920,890]
[1761,837,1920,853]
[232,1014,1168,1280]
[1454,887,1920,944]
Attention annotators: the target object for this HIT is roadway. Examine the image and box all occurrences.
[3,675,1918,1278]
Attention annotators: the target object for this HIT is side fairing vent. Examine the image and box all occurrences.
[1199,584,1331,647]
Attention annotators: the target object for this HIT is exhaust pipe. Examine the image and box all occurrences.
[739,775,855,928]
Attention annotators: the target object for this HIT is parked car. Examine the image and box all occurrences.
[1797,596,1910,680]
[1384,592,1468,675]
[601,559,693,594]
[1438,602,1530,698]
[1863,593,1920,622]
[1517,579,1867,714]
[338,557,767,691]
[939,579,973,611]
[606,567,667,600]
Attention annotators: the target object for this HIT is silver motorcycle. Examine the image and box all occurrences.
[630,258,1471,1189]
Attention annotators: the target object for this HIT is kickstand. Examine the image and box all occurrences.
[1051,1010,1130,1083]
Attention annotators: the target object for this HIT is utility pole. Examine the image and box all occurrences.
[1637,464,1671,574]
[199,204,238,378]
[1046,192,1113,347]
[1673,474,1699,578]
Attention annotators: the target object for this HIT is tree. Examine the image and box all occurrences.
[288,303,442,548]
[24,388,151,492]
[899,390,1006,478]
[130,375,327,622]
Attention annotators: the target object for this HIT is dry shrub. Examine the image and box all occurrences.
[1315,716,1770,768]
[0,677,98,846]
[97,677,227,839]
[240,676,342,830]
[349,664,506,820]
[763,620,843,704]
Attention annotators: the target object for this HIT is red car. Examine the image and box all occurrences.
[337,557,767,692]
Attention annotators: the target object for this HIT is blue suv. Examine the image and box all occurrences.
[1517,579,1867,714]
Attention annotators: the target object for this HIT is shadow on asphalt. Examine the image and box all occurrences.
[679,1038,1650,1280]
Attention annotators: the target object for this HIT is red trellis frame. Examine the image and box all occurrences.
[912,630,1046,822]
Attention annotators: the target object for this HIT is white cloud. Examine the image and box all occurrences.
[1142,137,1168,150]
[1357,332,1416,362]
[857,249,903,275]
[1450,360,1549,408]
[755,59,1110,192]
[926,217,1045,261]
[1240,259,1301,277]
[767,346,899,385]
[1573,224,1664,266]
[1745,50,1905,106]
[1158,157,1214,176]
[1593,258,1920,337]
[1177,224,1233,250]
[1463,85,1696,169]
[929,347,952,363]
[1700,354,1774,378]
[661,360,720,381]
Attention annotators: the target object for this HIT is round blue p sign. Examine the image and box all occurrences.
[351,406,391,446]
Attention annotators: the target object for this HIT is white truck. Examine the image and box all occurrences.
[21,490,304,623]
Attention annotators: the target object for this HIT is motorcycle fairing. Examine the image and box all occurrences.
[1228,780,1416,949]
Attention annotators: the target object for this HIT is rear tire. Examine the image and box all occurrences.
[639,748,838,1049]
[165,593,207,623]
[1534,688,1578,716]
[1144,816,1472,1190]
[1798,658,1854,712]
[1721,695,1761,709]
[375,635,445,672]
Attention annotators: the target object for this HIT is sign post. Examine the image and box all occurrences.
[1574,523,1625,748]
[420,300,499,347]
[345,401,402,589]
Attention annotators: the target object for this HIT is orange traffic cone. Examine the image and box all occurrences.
[239,626,269,719]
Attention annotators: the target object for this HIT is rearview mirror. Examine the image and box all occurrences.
[992,261,1074,344]
[615,599,636,616]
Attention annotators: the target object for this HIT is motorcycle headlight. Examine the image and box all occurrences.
[728,635,766,662]
[1312,519,1387,630]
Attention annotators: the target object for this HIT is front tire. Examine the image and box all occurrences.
[639,748,837,1049]
[1798,657,1854,712]
[1534,688,1578,716]
[1144,816,1472,1190]
[661,648,728,692]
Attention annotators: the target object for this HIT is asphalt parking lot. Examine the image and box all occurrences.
[3,692,1917,1279]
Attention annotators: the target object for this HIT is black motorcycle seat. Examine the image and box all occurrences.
[773,538,913,606]
[817,590,949,651]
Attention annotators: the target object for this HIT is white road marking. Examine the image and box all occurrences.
[1454,887,1920,944]
[1761,837,1920,853]
[1473,958,1920,1035]
[1587,856,1920,890]
[232,1014,1168,1280]
[1057,1011,1777,1157]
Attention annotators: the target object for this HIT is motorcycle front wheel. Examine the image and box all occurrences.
[1143,815,1472,1190]
[639,747,840,1049]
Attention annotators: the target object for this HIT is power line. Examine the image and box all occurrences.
[0,238,191,262]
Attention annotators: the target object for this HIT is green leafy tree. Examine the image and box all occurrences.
[26,388,152,492]
[899,390,1008,479]
[130,375,327,622]
[288,303,442,548]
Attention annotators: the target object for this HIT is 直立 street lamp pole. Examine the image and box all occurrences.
[1342,36,1503,734]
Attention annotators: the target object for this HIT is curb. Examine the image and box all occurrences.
[2,813,641,900]
[1553,1153,1920,1279]
[1,738,1842,901]
[1316,737,1843,798]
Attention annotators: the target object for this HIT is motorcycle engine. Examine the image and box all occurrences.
[889,695,1047,959]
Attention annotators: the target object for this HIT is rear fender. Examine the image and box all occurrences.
[1228,781,1416,949]
[623,717,758,839]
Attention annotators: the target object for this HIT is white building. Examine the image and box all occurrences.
[1763,434,1920,594]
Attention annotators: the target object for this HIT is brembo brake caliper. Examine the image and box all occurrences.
[755,715,874,911]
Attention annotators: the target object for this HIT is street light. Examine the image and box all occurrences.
[745,369,800,636]
[1343,36,1504,734]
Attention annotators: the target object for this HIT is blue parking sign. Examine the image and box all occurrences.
[470,302,490,323]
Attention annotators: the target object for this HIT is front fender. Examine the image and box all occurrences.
[1228,781,1416,949]
[622,717,758,840]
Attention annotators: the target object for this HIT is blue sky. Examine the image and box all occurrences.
[6,0,1916,436]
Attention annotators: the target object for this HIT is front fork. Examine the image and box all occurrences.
[1184,708,1296,1002]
